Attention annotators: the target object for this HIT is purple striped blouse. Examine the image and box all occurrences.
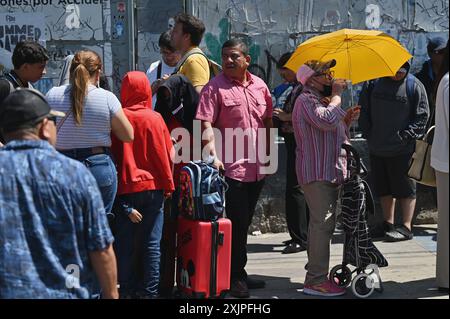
[292,88,350,186]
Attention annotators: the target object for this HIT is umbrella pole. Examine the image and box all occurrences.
[350,83,356,138]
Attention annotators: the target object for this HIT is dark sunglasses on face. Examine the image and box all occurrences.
[47,116,57,124]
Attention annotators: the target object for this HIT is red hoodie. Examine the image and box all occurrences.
[112,71,175,195]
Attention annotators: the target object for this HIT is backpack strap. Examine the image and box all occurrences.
[7,78,14,95]
[173,48,206,75]
[405,74,416,107]
[0,74,17,95]
[173,48,220,79]
[366,78,378,126]
[157,61,163,79]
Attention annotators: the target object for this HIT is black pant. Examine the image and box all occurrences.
[284,134,309,247]
[225,177,265,282]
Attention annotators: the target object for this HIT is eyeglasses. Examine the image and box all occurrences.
[315,70,334,79]
[47,116,57,124]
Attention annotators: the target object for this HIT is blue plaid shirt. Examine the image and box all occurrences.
[0,140,114,299]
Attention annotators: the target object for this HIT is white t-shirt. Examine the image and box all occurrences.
[431,72,449,173]
[46,84,121,149]
[146,60,176,109]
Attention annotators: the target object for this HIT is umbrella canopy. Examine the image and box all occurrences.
[285,29,412,84]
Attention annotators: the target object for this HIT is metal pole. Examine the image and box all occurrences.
[128,0,136,71]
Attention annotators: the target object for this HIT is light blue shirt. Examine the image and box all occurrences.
[46,84,121,149]
[0,140,114,298]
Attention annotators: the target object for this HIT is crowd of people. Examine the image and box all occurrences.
[0,12,448,299]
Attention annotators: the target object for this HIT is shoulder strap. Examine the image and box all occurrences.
[173,48,204,75]
[406,74,416,108]
[366,79,378,125]
[56,107,73,133]
[157,61,163,79]
[1,75,16,95]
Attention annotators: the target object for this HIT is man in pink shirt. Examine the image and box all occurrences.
[196,39,274,298]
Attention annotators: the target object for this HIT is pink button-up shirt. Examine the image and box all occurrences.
[292,88,349,186]
[196,72,273,182]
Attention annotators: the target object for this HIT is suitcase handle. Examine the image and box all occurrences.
[218,232,224,246]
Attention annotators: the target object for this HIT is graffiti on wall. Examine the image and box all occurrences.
[191,0,448,95]
[0,13,45,52]
[0,1,115,93]
[135,0,183,72]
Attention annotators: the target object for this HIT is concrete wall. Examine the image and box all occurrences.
[135,0,184,72]
[0,0,123,93]
[189,0,448,101]
[2,1,448,95]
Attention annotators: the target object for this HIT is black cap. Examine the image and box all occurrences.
[427,36,447,53]
[0,88,65,133]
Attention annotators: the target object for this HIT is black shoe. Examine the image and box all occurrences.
[282,239,293,246]
[438,287,449,293]
[385,225,413,242]
[230,280,250,298]
[282,242,306,254]
[383,221,396,232]
[395,225,413,239]
[246,276,266,289]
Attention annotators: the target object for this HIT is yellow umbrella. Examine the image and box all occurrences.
[285,29,412,84]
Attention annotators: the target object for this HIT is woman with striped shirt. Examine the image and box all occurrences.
[46,50,134,217]
[292,60,360,297]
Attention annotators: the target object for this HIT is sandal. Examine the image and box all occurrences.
[385,225,413,242]
[395,225,414,240]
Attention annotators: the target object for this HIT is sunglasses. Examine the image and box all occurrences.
[47,116,57,124]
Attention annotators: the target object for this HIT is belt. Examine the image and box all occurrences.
[59,147,111,159]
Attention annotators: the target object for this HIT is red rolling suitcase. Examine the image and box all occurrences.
[176,216,232,298]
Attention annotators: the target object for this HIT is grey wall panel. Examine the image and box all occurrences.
[135,0,184,72]
[0,0,132,94]
[190,0,448,94]
[1,0,448,97]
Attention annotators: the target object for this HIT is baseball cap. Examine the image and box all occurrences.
[0,88,65,133]
[296,59,337,85]
[427,36,447,53]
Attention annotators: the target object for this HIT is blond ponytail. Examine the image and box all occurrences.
[69,50,102,125]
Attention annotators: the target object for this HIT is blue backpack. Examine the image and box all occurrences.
[178,161,228,221]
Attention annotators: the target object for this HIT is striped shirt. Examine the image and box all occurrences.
[292,88,349,186]
[46,84,121,149]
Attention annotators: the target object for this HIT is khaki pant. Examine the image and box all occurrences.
[436,171,449,289]
[301,181,339,286]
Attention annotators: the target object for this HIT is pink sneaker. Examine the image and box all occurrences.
[303,280,346,297]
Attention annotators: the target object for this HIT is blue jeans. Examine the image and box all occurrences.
[60,148,117,215]
[114,190,165,298]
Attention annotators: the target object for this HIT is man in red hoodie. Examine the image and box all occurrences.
[111,71,175,299]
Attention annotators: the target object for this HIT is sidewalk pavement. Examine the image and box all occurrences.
[241,224,448,299]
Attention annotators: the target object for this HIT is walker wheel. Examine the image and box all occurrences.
[351,273,375,298]
[330,264,352,288]
[375,277,384,293]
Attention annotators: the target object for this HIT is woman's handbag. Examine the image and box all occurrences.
[408,126,436,187]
